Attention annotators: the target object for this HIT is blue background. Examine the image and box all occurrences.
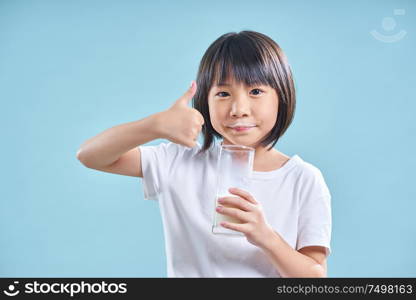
[1,0,415,277]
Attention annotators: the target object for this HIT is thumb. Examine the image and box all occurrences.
[176,80,197,106]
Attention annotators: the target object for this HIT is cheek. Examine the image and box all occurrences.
[207,103,218,129]
[268,111,278,127]
[208,103,223,122]
[210,115,221,130]
[258,102,278,127]
[209,106,228,133]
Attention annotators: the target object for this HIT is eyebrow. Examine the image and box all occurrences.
[214,83,266,88]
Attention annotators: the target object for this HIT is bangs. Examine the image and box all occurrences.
[210,36,273,89]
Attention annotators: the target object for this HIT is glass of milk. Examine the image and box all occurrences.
[212,143,255,236]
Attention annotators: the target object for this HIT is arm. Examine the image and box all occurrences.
[76,81,204,175]
[76,113,164,170]
[260,230,327,278]
[217,188,328,278]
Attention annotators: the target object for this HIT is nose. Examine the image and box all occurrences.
[229,98,251,118]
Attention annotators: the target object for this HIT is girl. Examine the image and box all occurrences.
[77,30,332,278]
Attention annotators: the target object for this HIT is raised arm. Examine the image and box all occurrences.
[76,81,204,177]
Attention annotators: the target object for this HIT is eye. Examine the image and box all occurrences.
[215,91,229,97]
[250,88,264,96]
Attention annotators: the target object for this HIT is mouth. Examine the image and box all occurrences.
[228,126,257,132]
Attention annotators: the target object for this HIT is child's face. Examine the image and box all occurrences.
[208,78,278,149]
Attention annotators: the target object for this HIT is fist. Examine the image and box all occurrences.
[159,81,205,148]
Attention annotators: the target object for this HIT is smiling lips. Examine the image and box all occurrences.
[233,126,255,132]
[227,123,257,132]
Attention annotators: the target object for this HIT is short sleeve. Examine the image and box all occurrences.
[296,168,332,257]
[138,142,183,201]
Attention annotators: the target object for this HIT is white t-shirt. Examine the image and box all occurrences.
[138,140,332,277]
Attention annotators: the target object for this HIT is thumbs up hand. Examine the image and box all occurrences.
[157,81,205,148]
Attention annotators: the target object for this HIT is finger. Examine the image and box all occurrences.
[184,141,196,148]
[196,112,205,125]
[228,188,258,204]
[218,196,254,212]
[196,116,204,126]
[189,137,198,146]
[192,127,200,136]
[188,133,198,145]
[176,80,197,106]
[220,221,249,234]
[216,206,250,223]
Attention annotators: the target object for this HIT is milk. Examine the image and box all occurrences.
[211,143,254,236]
[212,191,246,236]
[214,193,245,225]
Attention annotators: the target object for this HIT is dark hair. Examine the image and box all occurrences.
[193,30,296,155]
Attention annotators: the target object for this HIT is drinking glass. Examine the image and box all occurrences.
[212,144,255,236]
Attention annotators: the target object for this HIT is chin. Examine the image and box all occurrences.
[223,137,257,148]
